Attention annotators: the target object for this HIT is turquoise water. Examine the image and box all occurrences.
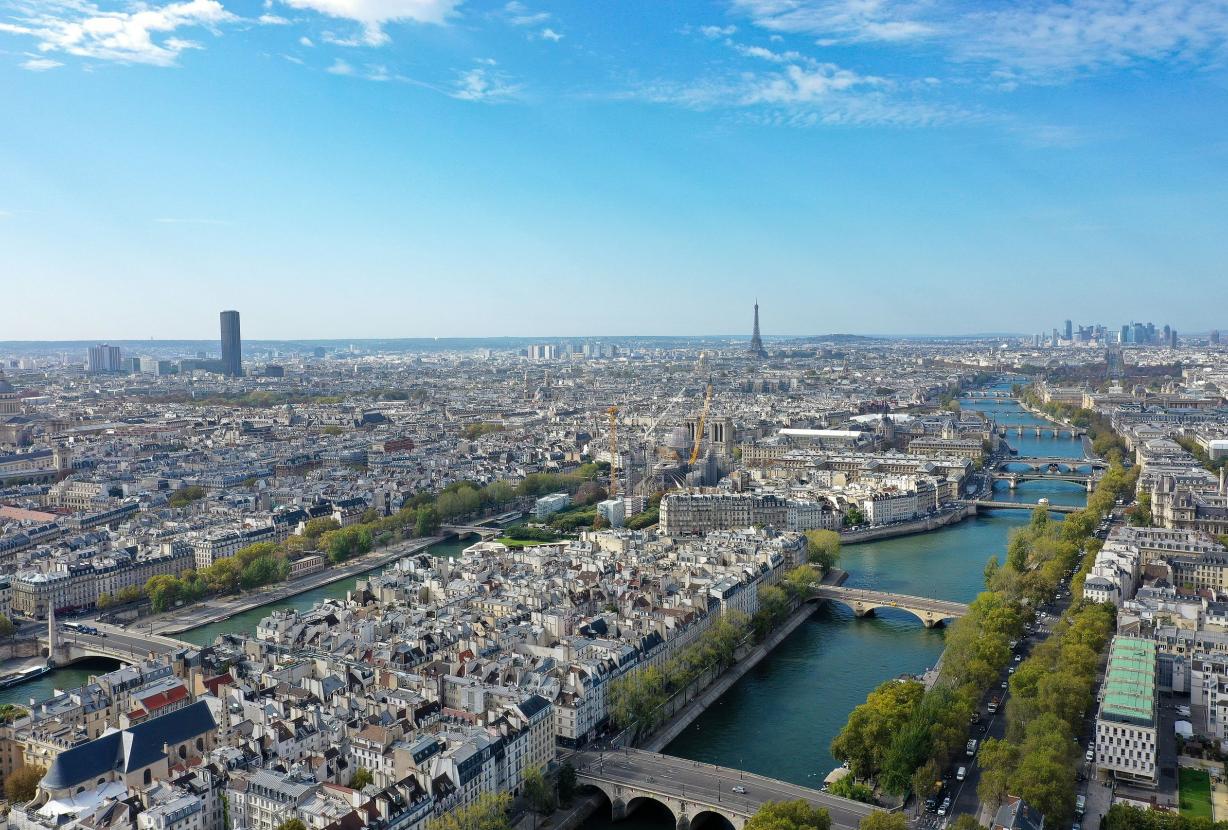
[0,658,123,707]
[590,394,1090,828]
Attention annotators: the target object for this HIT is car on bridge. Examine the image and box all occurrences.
[731,785,747,794]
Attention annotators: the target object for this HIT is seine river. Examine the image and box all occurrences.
[0,392,1090,830]
[594,393,1090,829]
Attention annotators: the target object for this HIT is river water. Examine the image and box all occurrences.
[596,393,1091,829]
[0,394,1089,827]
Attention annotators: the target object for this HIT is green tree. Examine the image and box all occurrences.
[0,703,28,723]
[805,530,841,572]
[831,679,924,779]
[844,506,866,527]
[828,776,874,803]
[784,564,820,601]
[556,762,577,805]
[430,792,511,830]
[145,574,182,612]
[859,813,907,830]
[753,584,791,639]
[276,821,307,830]
[522,767,554,828]
[351,768,374,789]
[415,506,441,537]
[304,517,340,539]
[949,816,986,830]
[168,485,206,508]
[4,765,44,803]
[0,614,16,638]
[745,800,832,830]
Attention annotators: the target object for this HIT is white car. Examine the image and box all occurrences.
[732,786,747,794]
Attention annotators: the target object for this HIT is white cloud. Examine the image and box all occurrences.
[0,0,235,66]
[746,62,883,103]
[20,56,63,69]
[276,0,459,46]
[258,12,290,23]
[450,66,517,101]
[629,57,964,126]
[732,0,934,43]
[298,34,313,45]
[955,0,1228,78]
[731,0,1228,83]
[699,24,736,38]
[539,26,561,41]
[731,41,806,63]
[326,56,353,73]
[503,1,547,26]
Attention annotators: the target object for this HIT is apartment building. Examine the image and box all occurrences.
[1095,636,1159,787]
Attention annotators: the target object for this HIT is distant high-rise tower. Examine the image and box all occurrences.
[220,310,243,377]
[748,301,767,358]
[1063,319,1073,340]
[87,344,121,373]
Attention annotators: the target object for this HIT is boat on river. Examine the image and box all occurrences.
[0,664,50,689]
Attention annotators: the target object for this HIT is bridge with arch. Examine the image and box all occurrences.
[40,625,197,667]
[441,524,501,541]
[573,748,879,830]
[994,456,1106,473]
[991,471,1098,490]
[969,499,1080,515]
[807,584,969,628]
[962,390,1013,398]
[998,424,1086,439]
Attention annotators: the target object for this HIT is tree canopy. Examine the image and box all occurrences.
[746,801,832,830]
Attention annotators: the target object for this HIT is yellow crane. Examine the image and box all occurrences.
[607,405,619,498]
[689,380,714,466]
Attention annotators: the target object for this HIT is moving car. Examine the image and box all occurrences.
[731,785,747,794]
[956,766,967,781]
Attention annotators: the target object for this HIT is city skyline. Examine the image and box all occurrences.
[4,2,1228,338]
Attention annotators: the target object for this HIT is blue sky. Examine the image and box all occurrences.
[2,0,1228,340]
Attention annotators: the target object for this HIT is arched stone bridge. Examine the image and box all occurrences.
[440,524,501,541]
[809,585,969,628]
[41,626,196,666]
[573,748,878,830]
[993,457,1107,473]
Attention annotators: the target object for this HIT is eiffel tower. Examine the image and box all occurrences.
[748,301,767,358]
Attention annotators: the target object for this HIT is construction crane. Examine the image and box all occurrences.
[688,380,714,466]
[607,405,619,498]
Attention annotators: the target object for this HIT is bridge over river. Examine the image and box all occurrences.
[40,623,197,666]
[808,584,969,628]
[574,748,879,830]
